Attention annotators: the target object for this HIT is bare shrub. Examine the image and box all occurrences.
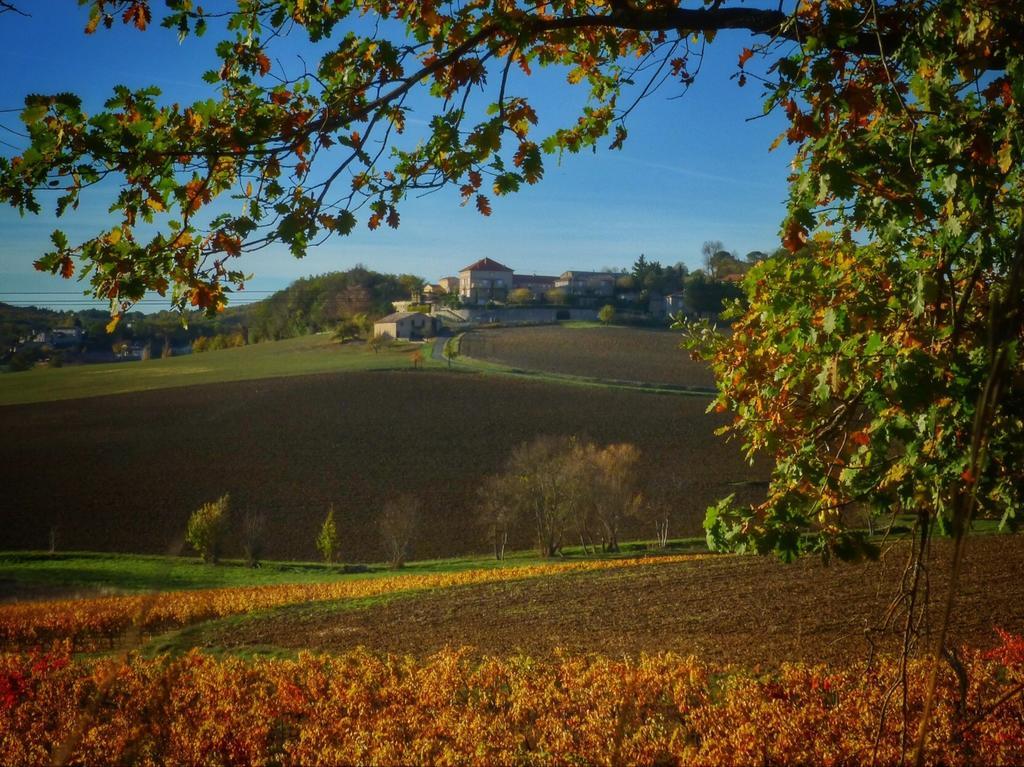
[477,476,515,560]
[241,510,267,568]
[379,495,419,568]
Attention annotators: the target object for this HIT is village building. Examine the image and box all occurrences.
[420,284,445,301]
[512,274,558,298]
[665,291,688,315]
[48,327,86,348]
[373,312,438,340]
[438,276,460,293]
[458,258,514,304]
[555,270,618,297]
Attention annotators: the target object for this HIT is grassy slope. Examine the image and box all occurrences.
[0,537,709,597]
[1,324,712,407]
[0,335,439,406]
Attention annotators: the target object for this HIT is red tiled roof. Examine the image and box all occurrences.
[513,274,557,285]
[460,257,513,273]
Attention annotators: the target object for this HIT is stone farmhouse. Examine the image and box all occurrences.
[373,311,439,340]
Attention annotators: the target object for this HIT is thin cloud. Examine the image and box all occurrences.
[609,153,781,190]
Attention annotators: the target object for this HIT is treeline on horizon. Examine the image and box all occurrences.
[3,244,772,361]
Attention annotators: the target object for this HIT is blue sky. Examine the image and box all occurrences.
[0,3,795,311]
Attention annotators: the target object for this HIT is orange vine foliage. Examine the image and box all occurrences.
[0,555,710,649]
[1,635,1023,766]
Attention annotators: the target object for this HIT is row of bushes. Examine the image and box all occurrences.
[191,331,246,353]
[185,495,419,570]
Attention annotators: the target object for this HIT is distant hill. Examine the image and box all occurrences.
[243,267,422,342]
[1,267,423,359]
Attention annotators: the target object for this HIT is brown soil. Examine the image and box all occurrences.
[0,371,760,561]
[197,534,1024,667]
[460,325,717,388]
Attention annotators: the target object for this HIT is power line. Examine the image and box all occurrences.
[0,290,280,295]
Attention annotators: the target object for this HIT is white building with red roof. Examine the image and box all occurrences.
[458,258,514,304]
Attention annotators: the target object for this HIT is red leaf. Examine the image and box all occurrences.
[386,206,400,229]
[475,194,491,216]
[59,256,74,279]
[738,48,754,67]
[782,218,807,253]
[256,52,272,77]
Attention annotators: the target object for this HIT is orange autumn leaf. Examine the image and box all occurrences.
[213,231,242,257]
[122,2,151,31]
[183,180,208,215]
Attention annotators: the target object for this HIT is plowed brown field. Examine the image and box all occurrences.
[459,325,717,388]
[1,371,760,562]
[192,534,1024,667]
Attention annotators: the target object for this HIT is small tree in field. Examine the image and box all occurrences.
[333,317,362,343]
[442,336,459,369]
[501,435,580,558]
[410,348,424,370]
[316,506,341,564]
[379,495,419,568]
[186,494,230,565]
[241,510,267,568]
[477,475,516,561]
[643,481,679,551]
[368,333,386,354]
[598,304,615,325]
[591,443,643,553]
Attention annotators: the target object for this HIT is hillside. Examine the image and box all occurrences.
[0,334,432,406]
